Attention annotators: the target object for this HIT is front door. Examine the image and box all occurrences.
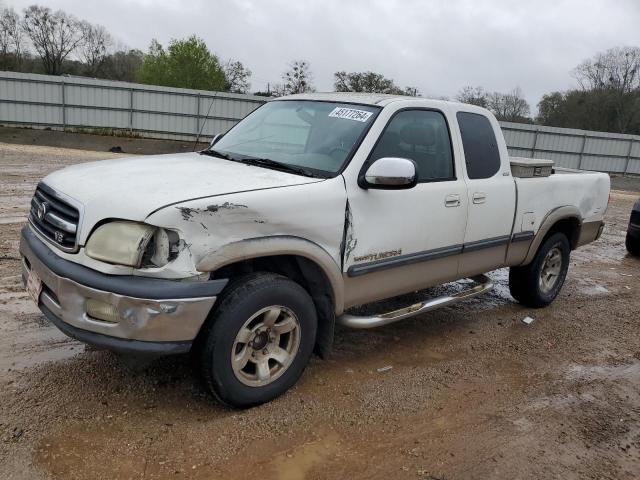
[342,108,468,307]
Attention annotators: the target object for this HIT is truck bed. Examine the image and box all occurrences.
[513,169,610,238]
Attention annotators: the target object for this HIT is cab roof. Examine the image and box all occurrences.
[279,92,469,109]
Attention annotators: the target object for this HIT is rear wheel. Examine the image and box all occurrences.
[198,273,317,408]
[509,232,570,308]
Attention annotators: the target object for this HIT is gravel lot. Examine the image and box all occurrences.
[1,137,639,480]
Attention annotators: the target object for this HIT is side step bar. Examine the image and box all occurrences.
[336,274,494,329]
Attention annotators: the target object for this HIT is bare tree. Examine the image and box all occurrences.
[22,5,84,75]
[268,83,287,97]
[282,60,314,94]
[486,87,530,122]
[404,86,421,97]
[574,47,640,92]
[334,70,418,96]
[224,59,251,93]
[79,21,111,76]
[573,47,640,132]
[334,70,397,93]
[0,7,25,69]
[456,86,488,107]
[457,85,530,122]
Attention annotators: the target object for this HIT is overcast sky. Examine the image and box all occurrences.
[6,0,640,112]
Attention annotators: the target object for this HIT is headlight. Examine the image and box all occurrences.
[85,221,179,268]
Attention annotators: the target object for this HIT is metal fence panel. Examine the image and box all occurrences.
[1,71,639,174]
[536,132,584,153]
[501,128,534,150]
[628,159,640,175]
[0,71,266,142]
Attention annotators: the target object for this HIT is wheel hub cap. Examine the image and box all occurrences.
[231,306,301,387]
[539,246,562,293]
[251,331,269,350]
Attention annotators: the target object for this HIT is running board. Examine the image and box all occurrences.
[336,274,494,329]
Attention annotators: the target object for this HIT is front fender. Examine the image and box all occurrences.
[197,235,345,314]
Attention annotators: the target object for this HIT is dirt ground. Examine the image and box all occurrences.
[1,137,639,480]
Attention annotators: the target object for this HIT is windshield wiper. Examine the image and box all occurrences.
[237,156,320,178]
[200,149,320,178]
[199,148,237,161]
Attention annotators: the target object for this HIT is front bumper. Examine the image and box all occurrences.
[20,226,227,355]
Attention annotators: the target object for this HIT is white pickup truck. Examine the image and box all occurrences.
[20,93,609,407]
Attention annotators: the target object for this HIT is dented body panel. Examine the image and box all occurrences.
[146,177,347,298]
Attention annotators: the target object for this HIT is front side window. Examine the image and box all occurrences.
[456,112,501,179]
[212,100,379,176]
[369,109,455,182]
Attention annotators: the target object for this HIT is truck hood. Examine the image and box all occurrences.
[42,152,322,243]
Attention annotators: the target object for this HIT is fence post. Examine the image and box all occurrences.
[624,138,633,175]
[129,89,134,133]
[195,93,201,137]
[577,134,587,170]
[530,129,539,158]
[61,80,66,130]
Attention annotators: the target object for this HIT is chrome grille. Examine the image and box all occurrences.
[29,184,80,252]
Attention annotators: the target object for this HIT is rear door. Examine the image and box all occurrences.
[455,111,516,276]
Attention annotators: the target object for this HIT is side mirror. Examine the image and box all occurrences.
[209,133,225,147]
[360,157,418,189]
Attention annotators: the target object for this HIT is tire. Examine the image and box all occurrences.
[626,232,640,256]
[198,272,317,408]
[509,232,570,308]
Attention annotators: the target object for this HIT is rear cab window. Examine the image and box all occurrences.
[456,112,501,179]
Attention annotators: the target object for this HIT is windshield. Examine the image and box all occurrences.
[211,100,379,176]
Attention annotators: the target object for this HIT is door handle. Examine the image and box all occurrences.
[445,194,461,207]
[472,192,487,204]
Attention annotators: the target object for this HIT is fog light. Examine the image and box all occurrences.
[86,299,121,323]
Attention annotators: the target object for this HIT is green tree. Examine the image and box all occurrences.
[136,36,226,91]
[536,89,639,134]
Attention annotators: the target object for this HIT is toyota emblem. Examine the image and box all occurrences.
[37,201,48,221]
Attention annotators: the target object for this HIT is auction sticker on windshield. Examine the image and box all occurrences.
[328,107,373,122]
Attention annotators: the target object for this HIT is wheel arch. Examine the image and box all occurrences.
[196,236,345,358]
[522,206,582,265]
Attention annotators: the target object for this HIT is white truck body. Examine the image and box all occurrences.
[19,93,609,405]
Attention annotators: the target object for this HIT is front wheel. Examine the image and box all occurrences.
[198,273,317,408]
[509,232,571,308]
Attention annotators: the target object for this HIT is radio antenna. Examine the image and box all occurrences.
[193,94,216,151]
